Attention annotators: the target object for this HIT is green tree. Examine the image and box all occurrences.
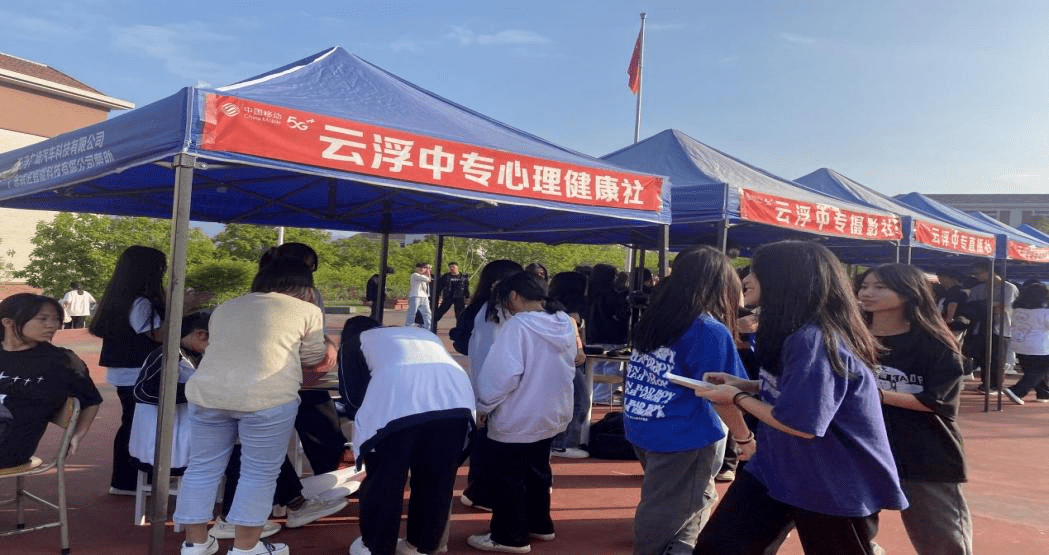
[1027,215,1049,234]
[213,224,336,265]
[15,213,113,296]
[0,239,15,282]
[185,259,256,305]
[16,213,216,297]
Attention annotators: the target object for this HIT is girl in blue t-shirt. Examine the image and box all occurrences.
[694,241,907,555]
[625,246,753,555]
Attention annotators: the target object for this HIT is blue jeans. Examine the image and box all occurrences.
[173,400,300,527]
[405,296,432,329]
[552,364,590,450]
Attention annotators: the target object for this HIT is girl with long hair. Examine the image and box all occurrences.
[1006,281,1049,403]
[450,259,523,512]
[693,241,906,555]
[856,263,971,554]
[89,245,168,494]
[548,270,591,458]
[466,271,582,553]
[174,258,328,555]
[624,246,753,555]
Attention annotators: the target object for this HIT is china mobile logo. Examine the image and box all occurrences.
[221,103,241,117]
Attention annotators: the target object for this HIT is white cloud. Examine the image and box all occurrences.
[647,23,687,32]
[992,170,1049,188]
[0,12,81,41]
[780,32,818,46]
[444,26,551,47]
[390,38,424,53]
[109,22,260,85]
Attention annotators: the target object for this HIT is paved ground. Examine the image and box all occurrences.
[3,310,1049,554]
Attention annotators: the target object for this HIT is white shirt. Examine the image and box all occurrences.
[409,272,430,298]
[187,292,326,412]
[1010,308,1049,355]
[106,297,162,387]
[60,289,95,317]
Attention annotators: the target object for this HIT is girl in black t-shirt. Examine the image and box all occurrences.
[857,264,972,555]
[0,294,102,469]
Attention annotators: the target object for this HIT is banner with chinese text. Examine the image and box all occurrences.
[739,188,901,240]
[201,95,664,212]
[913,220,995,256]
[1008,240,1049,263]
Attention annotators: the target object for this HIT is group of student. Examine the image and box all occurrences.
[933,263,1049,405]
[3,237,1029,555]
[624,242,972,555]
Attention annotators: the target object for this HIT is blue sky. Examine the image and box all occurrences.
[3,0,1047,201]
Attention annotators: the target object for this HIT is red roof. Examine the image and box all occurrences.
[0,51,104,95]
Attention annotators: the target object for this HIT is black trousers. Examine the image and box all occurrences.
[693,469,881,555]
[1013,354,1049,398]
[112,386,139,490]
[359,417,470,555]
[487,437,556,548]
[433,296,465,325]
[295,389,346,474]
[463,426,495,509]
[970,334,1009,389]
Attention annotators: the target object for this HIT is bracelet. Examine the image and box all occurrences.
[879,389,885,404]
[732,391,752,410]
[732,432,755,445]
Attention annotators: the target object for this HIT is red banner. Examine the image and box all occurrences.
[739,188,901,240]
[200,95,663,212]
[1008,240,1049,263]
[913,220,995,256]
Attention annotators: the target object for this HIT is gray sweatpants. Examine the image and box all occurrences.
[900,479,973,555]
[632,438,726,555]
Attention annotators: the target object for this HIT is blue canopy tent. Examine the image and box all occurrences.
[965,211,1049,279]
[0,46,672,552]
[1018,224,1049,245]
[895,193,1049,279]
[0,47,669,234]
[501,129,904,261]
[795,168,996,267]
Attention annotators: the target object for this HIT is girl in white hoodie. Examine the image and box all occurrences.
[467,272,585,554]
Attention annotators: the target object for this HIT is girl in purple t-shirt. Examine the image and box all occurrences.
[693,241,907,555]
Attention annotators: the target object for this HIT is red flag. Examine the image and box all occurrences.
[627,31,642,93]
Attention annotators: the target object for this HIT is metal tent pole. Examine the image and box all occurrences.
[149,153,195,554]
[658,224,669,278]
[983,257,995,413]
[432,236,444,332]
[376,206,391,324]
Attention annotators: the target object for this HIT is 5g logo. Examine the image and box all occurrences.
[287,116,315,131]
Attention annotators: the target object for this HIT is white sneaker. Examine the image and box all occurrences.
[286,497,348,528]
[550,447,589,459]
[1003,388,1025,405]
[349,537,371,555]
[181,536,219,555]
[459,493,491,512]
[209,516,281,539]
[466,533,531,553]
[228,540,289,555]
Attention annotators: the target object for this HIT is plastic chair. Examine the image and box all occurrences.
[0,397,81,554]
[133,468,182,528]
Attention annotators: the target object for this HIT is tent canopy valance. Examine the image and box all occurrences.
[0,47,671,236]
[505,129,903,260]
[795,168,996,264]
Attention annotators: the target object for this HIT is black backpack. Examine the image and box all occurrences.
[586,412,637,460]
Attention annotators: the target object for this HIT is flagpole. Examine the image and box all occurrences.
[633,12,646,144]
